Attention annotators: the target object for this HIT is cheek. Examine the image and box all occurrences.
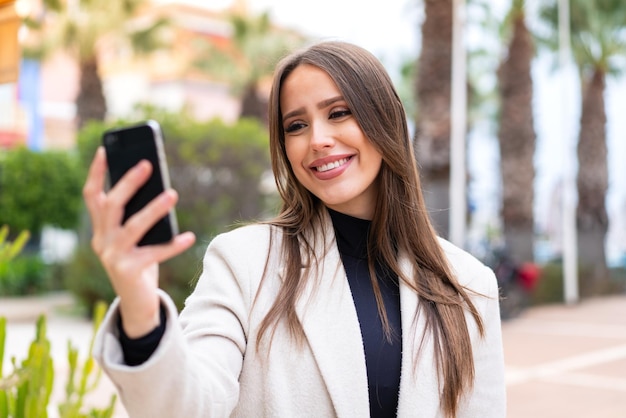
[284,144,296,171]
[360,138,383,167]
[284,141,304,172]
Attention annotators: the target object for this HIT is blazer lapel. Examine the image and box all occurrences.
[396,254,442,416]
[294,217,370,418]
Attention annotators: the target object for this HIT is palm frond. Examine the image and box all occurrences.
[128,16,171,55]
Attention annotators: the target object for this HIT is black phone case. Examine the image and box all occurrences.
[102,121,178,246]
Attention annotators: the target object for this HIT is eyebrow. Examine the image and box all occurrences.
[282,96,345,123]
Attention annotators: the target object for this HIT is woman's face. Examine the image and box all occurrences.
[280,64,383,220]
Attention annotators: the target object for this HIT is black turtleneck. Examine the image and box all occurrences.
[328,208,402,418]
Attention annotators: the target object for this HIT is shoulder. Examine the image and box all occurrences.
[206,223,283,265]
[191,223,284,303]
[437,237,497,295]
[211,223,274,247]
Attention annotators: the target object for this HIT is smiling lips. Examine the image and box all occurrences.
[310,156,353,180]
[315,157,350,172]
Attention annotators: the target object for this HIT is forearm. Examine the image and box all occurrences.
[93,290,241,417]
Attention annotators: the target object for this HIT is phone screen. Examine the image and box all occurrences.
[103,121,178,246]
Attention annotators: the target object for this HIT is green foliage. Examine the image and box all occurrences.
[58,302,116,418]
[610,267,626,284]
[0,254,48,296]
[29,0,167,62]
[0,226,67,297]
[0,315,54,417]
[69,109,274,309]
[538,0,626,76]
[0,227,30,264]
[63,248,116,316]
[0,314,54,417]
[530,262,626,306]
[529,262,565,306]
[0,303,116,418]
[0,148,83,238]
[0,227,52,297]
[192,10,305,95]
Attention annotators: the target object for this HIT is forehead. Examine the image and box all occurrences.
[280,64,341,108]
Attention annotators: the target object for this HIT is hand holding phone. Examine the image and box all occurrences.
[102,120,179,246]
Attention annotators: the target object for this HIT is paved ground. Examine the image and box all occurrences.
[502,294,626,418]
[2,292,625,417]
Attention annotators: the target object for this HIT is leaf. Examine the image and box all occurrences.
[0,317,6,377]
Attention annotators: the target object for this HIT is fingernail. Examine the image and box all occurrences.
[177,232,196,246]
[134,160,149,172]
[161,190,175,202]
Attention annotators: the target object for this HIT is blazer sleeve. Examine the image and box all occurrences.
[92,227,266,418]
[460,264,507,417]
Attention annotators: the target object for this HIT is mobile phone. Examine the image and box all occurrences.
[102,120,179,246]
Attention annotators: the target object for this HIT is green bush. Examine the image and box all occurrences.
[68,109,274,311]
[530,262,626,306]
[63,248,116,317]
[0,148,83,239]
[0,225,69,297]
[0,226,55,296]
[529,262,565,305]
[610,267,626,291]
[0,254,48,296]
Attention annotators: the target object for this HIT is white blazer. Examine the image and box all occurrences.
[93,217,506,417]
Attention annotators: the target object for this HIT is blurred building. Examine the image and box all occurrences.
[3,1,251,150]
[0,0,26,148]
[101,2,241,126]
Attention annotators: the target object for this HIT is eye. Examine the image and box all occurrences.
[284,120,307,133]
[329,108,351,120]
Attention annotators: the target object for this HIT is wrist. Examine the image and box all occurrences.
[118,293,161,338]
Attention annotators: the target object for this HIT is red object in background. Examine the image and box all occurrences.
[518,262,540,291]
[0,129,25,148]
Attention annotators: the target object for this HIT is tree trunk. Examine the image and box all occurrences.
[576,68,609,293]
[240,82,268,125]
[497,13,536,263]
[414,0,453,239]
[76,57,106,129]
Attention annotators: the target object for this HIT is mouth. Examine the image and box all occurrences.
[312,157,352,172]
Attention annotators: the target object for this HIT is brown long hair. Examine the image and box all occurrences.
[259,41,485,417]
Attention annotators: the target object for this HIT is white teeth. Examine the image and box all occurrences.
[316,158,349,172]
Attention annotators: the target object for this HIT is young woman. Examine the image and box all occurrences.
[85,41,506,418]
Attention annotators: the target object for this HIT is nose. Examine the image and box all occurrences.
[309,122,334,151]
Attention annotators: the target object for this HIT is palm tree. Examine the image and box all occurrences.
[23,0,168,128]
[413,0,454,239]
[496,0,536,263]
[540,0,626,292]
[193,10,305,124]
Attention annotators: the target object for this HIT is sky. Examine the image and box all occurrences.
[163,0,423,81]
[162,0,625,258]
[210,0,420,49]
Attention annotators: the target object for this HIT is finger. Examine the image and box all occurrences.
[105,232,196,280]
[103,160,153,228]
[121,189,179,246]
[107,159,153,207]
[83,147,107,217]
[145,231,197,265]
